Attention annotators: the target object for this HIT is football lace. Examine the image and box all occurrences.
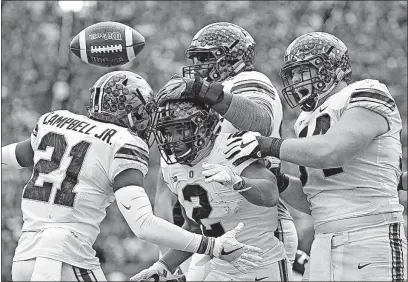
[90,44,123,54]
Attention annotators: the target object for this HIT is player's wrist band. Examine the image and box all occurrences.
[257,136,284,158]
[233,177,253,193]
[157,259,171,271]
[197,235,215,256]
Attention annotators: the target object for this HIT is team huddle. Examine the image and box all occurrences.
[2,22,407,281]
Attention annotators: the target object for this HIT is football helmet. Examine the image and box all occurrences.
[182,22,256,82]
[88,71,156,145]
[280,32,352,111]
[153,100,220,165]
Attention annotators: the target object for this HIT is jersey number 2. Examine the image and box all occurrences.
[299,114,344,185]
[23,132,91,207]
[183,184,225,237]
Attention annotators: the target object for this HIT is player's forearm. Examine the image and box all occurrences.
[238,177,279,207]
[160,220,201,272]
[116,186,211,254]
[213,92,273,136]
[192,78,273,136]
[279,175,311,215]
[280,136,340,168]
[258,135,346,169]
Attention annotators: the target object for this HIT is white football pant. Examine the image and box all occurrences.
[12,258,107,281]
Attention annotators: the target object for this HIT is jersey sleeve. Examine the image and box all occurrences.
[230,71,276,121]
[230,71,277,100]
[30,112,54,149]
[109,132,149,181]
[346,80,396,127]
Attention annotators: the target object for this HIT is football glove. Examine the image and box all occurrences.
[210,222,263,273]
[129,260,184,282]
[155,74,224,107]
[224,131,263,167]
[155,74,195,106]
[202,163,250,192]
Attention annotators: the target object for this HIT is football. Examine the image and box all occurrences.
[70,21,145,67]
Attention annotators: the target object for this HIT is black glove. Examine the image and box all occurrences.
[155,74,194,106]
[156,74,224,107]
[190,76,225,106]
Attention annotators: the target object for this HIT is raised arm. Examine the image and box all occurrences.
[275,107,388,168]
[225,107,389,169]
[155,74,275,136]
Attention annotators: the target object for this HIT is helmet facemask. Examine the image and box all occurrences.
[280,55,329,112]
[182,40,246,82]
[280,32,352,112]
[153,101,220,165]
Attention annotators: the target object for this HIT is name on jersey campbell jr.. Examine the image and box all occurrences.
[43,112,117,144]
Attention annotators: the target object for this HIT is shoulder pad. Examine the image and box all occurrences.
[352,79,388,92]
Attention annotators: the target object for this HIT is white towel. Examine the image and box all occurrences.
[308,233,333,281]
[31,257,62,281]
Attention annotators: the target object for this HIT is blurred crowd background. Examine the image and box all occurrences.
[1,1,407,280]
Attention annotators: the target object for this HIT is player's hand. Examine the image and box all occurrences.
[202,163,248,192]
[212,222,263,273]
[130,261,184,282]
[155,74,195,106]
[155,74,224,107]
[224,131,262,166]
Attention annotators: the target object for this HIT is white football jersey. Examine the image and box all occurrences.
[13,110,149,269]
[294,79,403,229]
[220,70,293,221]
[162,133,286,271]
